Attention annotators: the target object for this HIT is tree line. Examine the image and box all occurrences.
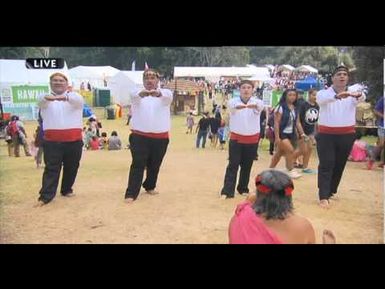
[0,46,382,99]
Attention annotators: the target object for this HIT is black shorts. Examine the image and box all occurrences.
[280,132,296,142]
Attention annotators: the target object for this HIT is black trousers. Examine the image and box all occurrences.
[316,133,355,201]
[39,140,83,203]
[221,140,258,197]
[125,134,169,199]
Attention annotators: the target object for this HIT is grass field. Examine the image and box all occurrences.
[0,105,383,244]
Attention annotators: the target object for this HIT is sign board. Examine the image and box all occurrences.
[11,85,49,104]
[1,88,12,103]
[262,90,272,106]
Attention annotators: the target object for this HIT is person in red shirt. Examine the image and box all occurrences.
[89,136,100,150]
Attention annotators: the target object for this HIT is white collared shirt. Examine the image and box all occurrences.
[228,96,264,135]
[37,91,84,130]
[317,86,366,127]
[130,88,173,133]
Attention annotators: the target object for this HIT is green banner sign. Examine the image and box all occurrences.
[272,90,309,107]
[271,90,282,107]
[11,85,49,104]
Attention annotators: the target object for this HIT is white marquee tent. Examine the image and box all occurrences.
[69,65,119,89]
[0,59,69,120]
[278,64,295,71]
[173,66,271,82]
[0,59,69,89]
[295,65,318,73]
[107,71,144,106]
[265,64,275,71]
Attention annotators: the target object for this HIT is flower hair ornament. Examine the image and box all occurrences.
[255,175,294,196]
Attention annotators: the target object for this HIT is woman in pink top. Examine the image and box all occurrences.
[348,132,367,162]
[229,169,336,244]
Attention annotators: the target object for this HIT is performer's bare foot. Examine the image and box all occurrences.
[146,190,159,195]
[34,200,46,208]
[125,198,134,204]
[322,229,336,244]
[220,194,227,200]
[319,199,330,209]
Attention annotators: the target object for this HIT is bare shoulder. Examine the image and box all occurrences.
[288,214,316,243]
[289,214,314,231]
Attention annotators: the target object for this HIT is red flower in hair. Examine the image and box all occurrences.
[257,184,272,194]
[284,186,293,196]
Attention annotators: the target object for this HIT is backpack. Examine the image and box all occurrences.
[8,120,19,137]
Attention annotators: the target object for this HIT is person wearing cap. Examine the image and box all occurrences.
[124,69,173,204]
[316,66,365,209]
[220,80,264,199]
[35,72,84,206]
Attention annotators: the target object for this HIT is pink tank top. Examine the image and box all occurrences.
[229,201,283,244]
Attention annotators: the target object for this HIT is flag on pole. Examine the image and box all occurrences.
[132,60,136,71]
[145,62,149,70]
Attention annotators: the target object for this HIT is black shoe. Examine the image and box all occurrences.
[62,190,75,197]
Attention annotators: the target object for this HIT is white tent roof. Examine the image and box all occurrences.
[279,64,295,71]
[247,75,274,82]
[69,65,119,88]
[0,59,70,84]
[107,70,144,106]
[119,70,144,85]
[295,65,318,73]
[91,66,120,78]
[174,66,270,79]
[69,65,119,78]
[68,66,100,79]
[265,64,275,71]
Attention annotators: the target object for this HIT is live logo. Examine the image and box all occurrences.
[26,58,65,69]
